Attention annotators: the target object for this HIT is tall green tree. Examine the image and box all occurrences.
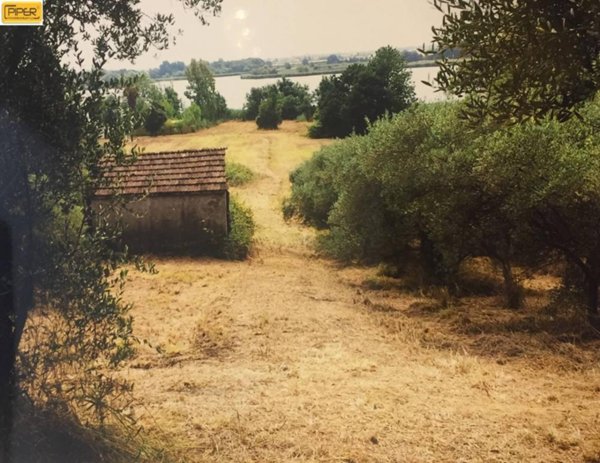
[185,58,227,121]
[0,0,222,460]
[277,77,314,119]
[431,0,600,122]
[310,46,415,138]
[113,75,182,128]
[369,46,417,113]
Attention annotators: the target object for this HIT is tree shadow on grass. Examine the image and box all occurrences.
[360,269,600,369]
[11,399,168,463]
[410,295,600,368]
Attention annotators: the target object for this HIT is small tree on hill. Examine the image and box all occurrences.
[256,94,282,130]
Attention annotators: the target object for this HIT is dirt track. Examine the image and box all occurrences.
[122,122,600,463]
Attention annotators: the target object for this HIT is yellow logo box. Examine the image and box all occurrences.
[2,2,43,25]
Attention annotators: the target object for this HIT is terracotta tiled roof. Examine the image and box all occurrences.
[95,148,228,197]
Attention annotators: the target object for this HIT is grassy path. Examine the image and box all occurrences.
[122,122,600,463]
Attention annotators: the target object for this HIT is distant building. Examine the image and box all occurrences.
[92,148,229,254]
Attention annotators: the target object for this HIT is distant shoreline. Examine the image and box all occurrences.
[150,60,443,83]
[239,69,342,80]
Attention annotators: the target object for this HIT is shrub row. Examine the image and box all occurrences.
[286,99,600,315]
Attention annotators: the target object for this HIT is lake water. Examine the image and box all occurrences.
[158,66,444,110]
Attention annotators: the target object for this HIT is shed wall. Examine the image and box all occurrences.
[92,191,228,254]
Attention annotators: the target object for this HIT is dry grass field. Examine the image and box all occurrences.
[121,121,600,463]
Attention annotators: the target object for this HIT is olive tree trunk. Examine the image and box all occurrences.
[0,220,15,462]
[499,259,523,309]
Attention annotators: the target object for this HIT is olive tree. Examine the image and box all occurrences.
[431,0,600,122]
[474,105,600,315]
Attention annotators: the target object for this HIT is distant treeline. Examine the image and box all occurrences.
[241,46,417,133]
[103,48,460,81]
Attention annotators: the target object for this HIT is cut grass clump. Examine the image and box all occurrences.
[226,162,256,187]
[193,308,233,357]
[223,196,255,260]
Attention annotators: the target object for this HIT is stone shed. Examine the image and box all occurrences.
[92,148,229,254]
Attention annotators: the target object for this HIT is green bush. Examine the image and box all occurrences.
[226,162,255,186]
[132,103,211,137]
[283,139,360,227]
[281,95,301,120]
[181,103,204,130]
[256,94,282,130]
[161,119,187,135]
[244,78,314,122]
[160,117,210,135]
[307,120,325,139]
[223,197,255,260]
[144,101,167,135]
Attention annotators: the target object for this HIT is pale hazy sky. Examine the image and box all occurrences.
[109,0,443,70]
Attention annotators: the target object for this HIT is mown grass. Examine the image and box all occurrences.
[122,121,600,462]
[132,120,332,251]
